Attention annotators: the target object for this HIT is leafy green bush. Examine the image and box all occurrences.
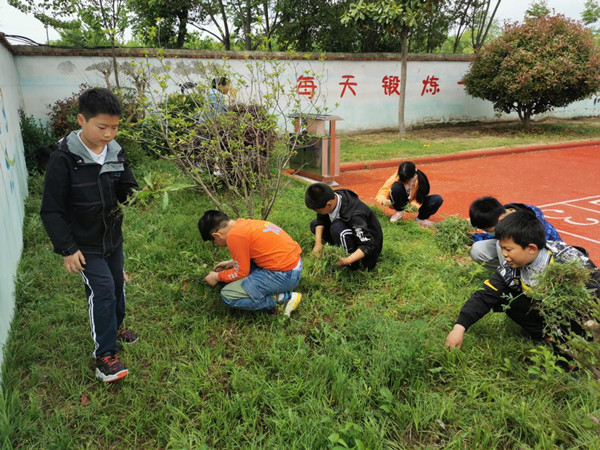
[18,110,55,175]
[463,14,600,128]
[47,84,90,139]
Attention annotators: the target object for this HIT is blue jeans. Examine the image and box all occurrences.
[220,259,303,311]
[79,244,126,358]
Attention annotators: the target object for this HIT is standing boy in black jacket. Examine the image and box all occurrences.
[445,210,600,360]
[41,88,139,383]
[305,182,383,270]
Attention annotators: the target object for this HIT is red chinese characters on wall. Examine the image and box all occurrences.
[382,75,401,96]
[296,75,317,99]
[421,75,440,96]
[295,73,462,99]
[339,75,357,98]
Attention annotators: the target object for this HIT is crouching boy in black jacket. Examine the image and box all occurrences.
[41,88,139,383]
[445,210,600,363]
[305,182,383,270]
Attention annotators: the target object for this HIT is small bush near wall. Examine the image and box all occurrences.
[18,110,56,175]
[47,84,89,139]
[46,84,147,167]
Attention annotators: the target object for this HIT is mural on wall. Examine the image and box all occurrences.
[0,88,17,195]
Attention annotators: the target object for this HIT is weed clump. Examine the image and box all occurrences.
[529,261,600,380]
[433,216,474,255]
[302,245,348,280]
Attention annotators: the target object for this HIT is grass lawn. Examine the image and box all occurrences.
[2,122,600,447]
[341,117,600,162]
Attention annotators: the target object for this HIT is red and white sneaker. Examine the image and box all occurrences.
[117,327,139,344]
[95,353,128,383]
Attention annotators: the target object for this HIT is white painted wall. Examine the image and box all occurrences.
[0,41,28,372]
[14,52,600,133]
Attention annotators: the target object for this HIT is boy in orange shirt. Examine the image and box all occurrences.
[198,210,303,316]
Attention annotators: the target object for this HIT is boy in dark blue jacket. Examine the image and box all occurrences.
[305,182,383,270]
[41,88,139,383]
[469,196,561,269]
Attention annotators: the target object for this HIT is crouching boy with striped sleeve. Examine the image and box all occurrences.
[445,210,600,368]
[199,210,303,316]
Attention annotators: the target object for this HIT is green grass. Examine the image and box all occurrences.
[2,155,600,448]
[341,118,600,162]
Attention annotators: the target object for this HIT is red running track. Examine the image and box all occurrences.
[334,144,600,262]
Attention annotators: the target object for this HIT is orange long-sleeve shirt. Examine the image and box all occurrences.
[217,219,302,283]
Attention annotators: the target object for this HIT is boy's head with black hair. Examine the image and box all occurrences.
[198,210,231,246]
[398,161,416,183]
[495,210,546,268]
[79,88,122,119]
[305,182,337,214]
[212,77,230,93]
[469,196,507,231]
[77,88,122,153]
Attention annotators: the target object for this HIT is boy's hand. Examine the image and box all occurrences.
[336,257,349,266]
[204,271,220,287]
[214,260,234,272]
[445,324,466,349]
[64,251,86,274]
[312,243,323,256]
[381,199,392,207]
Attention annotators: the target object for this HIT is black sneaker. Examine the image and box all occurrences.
[95,353,128,382]
[117,327,139,344]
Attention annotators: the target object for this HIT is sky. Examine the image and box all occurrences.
[0,0,591,46]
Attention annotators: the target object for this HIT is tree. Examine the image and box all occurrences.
[10,0,128,88]
[582,0,600,43]
[187,0,233,49]
[463,14,600,128]
[408,0,453,53]
[8,0,76,44]
[127,0,199,48]
[448,0,500,52]
[525,0,550,19]
[343,0,440,136]
[275,0,361,52]
[582,0,600,25]
[468,0,501,50]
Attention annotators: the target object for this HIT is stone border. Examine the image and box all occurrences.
[340,140,600,172]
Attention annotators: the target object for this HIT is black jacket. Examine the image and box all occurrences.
[40,132,139,258]
[315,189,383,267]
[456,241,600,339]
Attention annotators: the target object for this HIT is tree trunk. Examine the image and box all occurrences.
[218,0,231,50]
[176,10,189,48]
[522,111,531,129]
[398,26,408,136]
[245,0,252,50]
[111,41,120,90]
